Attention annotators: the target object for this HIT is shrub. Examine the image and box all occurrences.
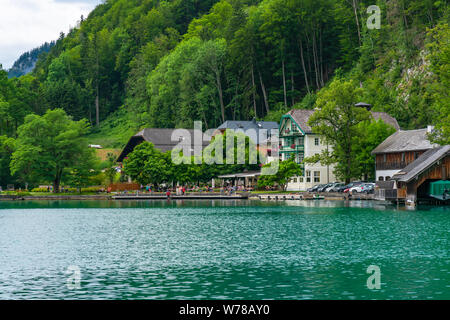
[81,186,105,193]
[31,187,50,193]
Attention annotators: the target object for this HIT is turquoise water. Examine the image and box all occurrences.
[0,200,449,300]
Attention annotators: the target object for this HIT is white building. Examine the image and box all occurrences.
[280,109,400,191]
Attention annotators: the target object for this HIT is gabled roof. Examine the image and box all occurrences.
[392,146,450,183]
[372,129,437,155]
[216,119,278,145]
[117,128,209,162]
[286,109,400,134]
[217,119,278,131]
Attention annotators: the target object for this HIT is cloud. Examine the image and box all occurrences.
[0,0,99,69]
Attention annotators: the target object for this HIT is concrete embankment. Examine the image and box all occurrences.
[252,192,374,201]
[0,195,112,201]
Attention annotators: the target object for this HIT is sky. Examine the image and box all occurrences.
[0,0,100,69]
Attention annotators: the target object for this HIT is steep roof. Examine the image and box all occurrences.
[286,109,400,134]
[217,119,278,131]
[216,119,278,145]
[371,112,400,131]
[392,146,450,183]
[117,128,209,162]
[372,129,437,154]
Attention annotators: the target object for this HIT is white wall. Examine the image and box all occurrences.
[286,134,338,191]
[376,169,400,182]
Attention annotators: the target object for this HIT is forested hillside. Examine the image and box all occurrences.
[7,42,55,78]
[1,0,449,148]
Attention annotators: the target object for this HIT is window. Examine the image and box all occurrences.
[293,178,298,183]
[386,176,391,181]
[379,176,384,181]
[383,154,387,162]
[314,171,320,183]
[306,171,311,183]
[299,177,304,183]
[401,152,405,162]
[314,138,320,146]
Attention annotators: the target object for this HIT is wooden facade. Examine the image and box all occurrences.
[375,151,426,170]
[397,155,450,203]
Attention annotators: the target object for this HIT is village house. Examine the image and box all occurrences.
[371,127,438,182]
[213,119,279,163]
[117,128,209,163]
[280,108,400,191]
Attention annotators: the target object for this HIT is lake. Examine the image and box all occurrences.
[0,200,449,300]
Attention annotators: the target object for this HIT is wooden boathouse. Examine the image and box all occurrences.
[376,145,450,205]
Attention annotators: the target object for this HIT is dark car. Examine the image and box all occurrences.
[307,184,324,192]
[317,184,333,192]
[361,183,375,194]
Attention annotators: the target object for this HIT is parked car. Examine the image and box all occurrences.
[324,183,340,192]
[307,184,324,192]
[350,183,375,193]
[317,184,333,192]
[328,183,345,192]
[343,182,363,193]
[362,183,375,194]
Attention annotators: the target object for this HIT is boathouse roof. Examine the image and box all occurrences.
[392,145,450,183]
[286,109,400,134]
[372,128,438,155]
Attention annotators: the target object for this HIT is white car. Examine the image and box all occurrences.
[350,183,375,193]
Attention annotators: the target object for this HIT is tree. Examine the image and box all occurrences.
[352,119,396,181]
[306,79,371,183]
[65,149,99,192]
[0,136,16,188]
[10,109,90,193]
[104,152,118,185]
[257,158,302,191]
[426,23,450,145]
[123,142,174,187]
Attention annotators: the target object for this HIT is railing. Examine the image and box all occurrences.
[376,161,408,170]
[280,145,305,152]
[282,129,303,136]
[375,188,398,200]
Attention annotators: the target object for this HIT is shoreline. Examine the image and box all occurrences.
[0,192,374,201]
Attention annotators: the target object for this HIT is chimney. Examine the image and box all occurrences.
[355,102,372,110]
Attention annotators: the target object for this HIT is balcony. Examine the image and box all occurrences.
[376,161,408,170]
[280,145,305,153]
[281,128,303,137]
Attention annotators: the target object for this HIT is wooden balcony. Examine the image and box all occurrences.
[376,161,408,170]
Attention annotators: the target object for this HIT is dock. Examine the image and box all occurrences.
[112,193,249,200]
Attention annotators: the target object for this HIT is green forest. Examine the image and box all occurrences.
[0,0,449,189]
